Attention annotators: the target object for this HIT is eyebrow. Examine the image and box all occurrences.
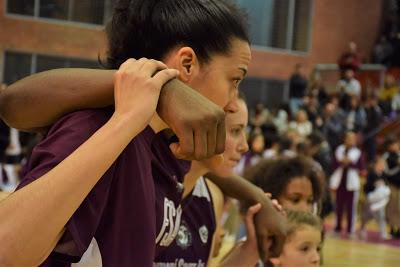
[232,124,245,128]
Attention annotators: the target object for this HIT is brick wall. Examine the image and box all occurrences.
[0,0,107,60]
[0,0,384,80]
[249,0,384,80]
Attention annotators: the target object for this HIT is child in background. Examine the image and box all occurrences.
[245,156,323,213]
[244,157,324,267]
[360,157,391,240]
[382,136,400,239]
[243,132,265,168]
[270,210,322,267]
[330,131,365,236]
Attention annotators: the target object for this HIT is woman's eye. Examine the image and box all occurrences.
[291,198,301,204]
[231,128,241,136]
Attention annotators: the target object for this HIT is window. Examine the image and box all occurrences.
[240,77,287,109]
[6,0,35,16]
[36,54,99,72]
[7,0,114,25]
[3,51,32,85]
[3,51,98,84]
[235,0,313,52]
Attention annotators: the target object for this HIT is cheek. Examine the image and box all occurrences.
[195,76,232,108]
[281,249,308,267]
[223,137,236,158]
[279,198,295,210]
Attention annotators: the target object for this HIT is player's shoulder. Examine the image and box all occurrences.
[47,107,113,137]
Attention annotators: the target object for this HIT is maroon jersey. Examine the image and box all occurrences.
[154,177,216,267]
[17,108,190,267]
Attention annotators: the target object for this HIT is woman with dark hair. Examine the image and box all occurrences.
[0,1,286,266]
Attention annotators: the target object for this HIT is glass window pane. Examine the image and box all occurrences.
[4,51,32,84]
[71,0,105,25]
[235,0,290,49]
[39,0,68,20]
[36,54,68,72]
[292,0,312,51]
[270,0,290,49]
[240,78,286,109]
[7,0,35,16]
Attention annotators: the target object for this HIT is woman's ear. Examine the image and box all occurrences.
[175,46,200,82]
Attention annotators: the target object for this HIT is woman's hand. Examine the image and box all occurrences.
[219,203,262,267]
[113,58,179,132]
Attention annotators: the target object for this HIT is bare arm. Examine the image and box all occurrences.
[0,68,115,131]
[0,68,226,160]
[0,59,178,267]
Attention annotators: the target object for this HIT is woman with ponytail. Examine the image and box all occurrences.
[0,1,285,267]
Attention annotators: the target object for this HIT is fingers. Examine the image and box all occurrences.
[141,59,170,79]
[170,128,194,159]
[269,232,286,258]
[271,199,284,213]
[152,69,180,89]
[194,127,208,159]
[206,123,217,158]
[245,203,262,242]
[256,233,268,262]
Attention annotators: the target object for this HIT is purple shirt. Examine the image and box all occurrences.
[154,177,216,267]
[17,108,190,267]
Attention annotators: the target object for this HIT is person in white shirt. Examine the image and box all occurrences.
[289,110,312,139]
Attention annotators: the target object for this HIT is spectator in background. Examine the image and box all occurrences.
[338,41,362,74]
[382,136,400,239]
[337,69,362,110]
[330,132,365,236]
[360,157,391,240]
[263,132,280,159]
[322,102,346,151]
[278,136,297,158]
[285,129,302,154]
[309,77,329,107]
[373,36,394,66]
[391,88,400,117]
[345,96,366,134]
[289,63,308,115]
[303,95,322,127]
[379,74,398,116]
[289,110,313,139]
[249,102,271,131]
[307,132,333,177]
[363,95,383,163]
[273,103,290,134]
[307,132,333,219]
[243,132,265,170]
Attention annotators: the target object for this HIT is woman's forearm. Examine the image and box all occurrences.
[0,113,142,267]
[0,68,115,131]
